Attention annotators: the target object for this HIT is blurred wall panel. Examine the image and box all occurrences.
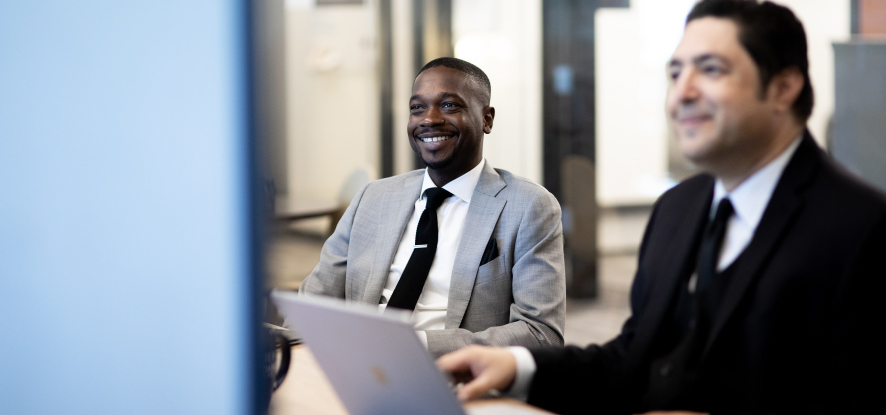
[285,1,381,203]
[392,0,418,175]
[832,41,886,192]
[595,2,693,207]
[256,0,290,195]
[453,0,543,184]
[0,1,258,414]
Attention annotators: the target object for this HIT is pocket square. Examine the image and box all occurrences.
[480,237,499,266]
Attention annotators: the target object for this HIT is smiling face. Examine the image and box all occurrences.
[408,66,494,186]
[666,17,778,176]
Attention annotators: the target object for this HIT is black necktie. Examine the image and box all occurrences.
[386,187,453,311]
[696,198,734,295]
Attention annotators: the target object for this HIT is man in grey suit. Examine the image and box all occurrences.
[300,57,566,358]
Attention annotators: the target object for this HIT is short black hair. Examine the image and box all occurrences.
[417,57,492,105]
[687,0,814,121]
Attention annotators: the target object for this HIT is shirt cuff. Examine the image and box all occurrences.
[504,346,536,402]
[417,330,428,348]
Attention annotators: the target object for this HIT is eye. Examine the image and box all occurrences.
[410,104,423,112]
[441,102,462,112]
[700,63,725,77]
[667,66,682,82]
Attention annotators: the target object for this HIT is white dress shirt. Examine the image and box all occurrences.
[378,159,486,345]
[711,136,802,271]
[506,137,803,400]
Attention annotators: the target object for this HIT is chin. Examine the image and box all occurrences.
[414,148,450,169]
[423,157,454,170]
[678,144,710,166]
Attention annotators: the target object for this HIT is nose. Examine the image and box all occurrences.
[419,106,444,128]
[670,68,699,104]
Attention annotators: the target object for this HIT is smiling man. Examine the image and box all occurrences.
[438,1,886,414]
[300,57,565,358]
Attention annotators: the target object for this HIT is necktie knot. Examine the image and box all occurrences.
[424,187,452,211]
[712,198,734,227]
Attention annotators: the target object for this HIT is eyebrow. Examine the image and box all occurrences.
[669,53,728,68]
[409,92,465,102]
[693,54,728,66]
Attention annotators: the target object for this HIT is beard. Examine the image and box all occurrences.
[421,153,455,170]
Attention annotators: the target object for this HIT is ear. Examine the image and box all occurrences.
[483,107,495,134]
[767,67,804,115]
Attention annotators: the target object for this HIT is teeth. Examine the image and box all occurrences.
[420,136,452,143]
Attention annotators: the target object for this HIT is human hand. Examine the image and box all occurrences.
[436,345,518,402]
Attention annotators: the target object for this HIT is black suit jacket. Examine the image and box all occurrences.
[528,134,886,414]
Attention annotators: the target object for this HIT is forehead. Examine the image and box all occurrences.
[411,67,478,100]
[672,17,745,62]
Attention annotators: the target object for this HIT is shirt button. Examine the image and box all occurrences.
[660,363,672,377]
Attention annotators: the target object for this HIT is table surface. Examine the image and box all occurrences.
[270,346,348,415]
[269,345,553,415]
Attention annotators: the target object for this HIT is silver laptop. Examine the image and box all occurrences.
[271,290,468,415]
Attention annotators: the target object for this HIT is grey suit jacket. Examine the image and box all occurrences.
[300,162,566,357]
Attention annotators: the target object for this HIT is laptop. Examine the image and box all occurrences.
[271,290,467,415]
[271,291,552,415]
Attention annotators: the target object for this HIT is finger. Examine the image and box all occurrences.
[456,371,500,402]
[436,346,481,373]
[450,371,474,384]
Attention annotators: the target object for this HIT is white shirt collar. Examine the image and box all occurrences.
[419,158,486,203]
[712,136,803,228]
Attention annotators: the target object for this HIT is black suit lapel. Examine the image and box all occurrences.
[702,133,822,358]
[623,178,713,376]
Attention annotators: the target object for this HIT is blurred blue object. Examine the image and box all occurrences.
[0,1,260,414]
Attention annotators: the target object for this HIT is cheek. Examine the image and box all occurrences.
[664,90,675,110]
[664,96,683,121]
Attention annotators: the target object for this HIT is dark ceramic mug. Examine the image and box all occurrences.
[267,326,292,391]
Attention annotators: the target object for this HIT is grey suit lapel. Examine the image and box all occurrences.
[446,164,507,328]
[360,172,423,304]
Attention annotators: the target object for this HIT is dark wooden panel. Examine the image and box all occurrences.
[543,0,628,298]
[380,0,394,178]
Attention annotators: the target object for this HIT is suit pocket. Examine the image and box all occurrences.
[475,252,509,286]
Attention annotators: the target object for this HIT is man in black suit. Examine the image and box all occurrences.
[438,1,886,414]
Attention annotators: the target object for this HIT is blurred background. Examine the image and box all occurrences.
[264,0,886,346]
[2,1,884,414]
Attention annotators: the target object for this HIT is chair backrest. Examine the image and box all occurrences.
[338,168,370,205]
[329,168,370,234]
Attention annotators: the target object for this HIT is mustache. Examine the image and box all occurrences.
[673,104,713,120]
[414,129,456,137]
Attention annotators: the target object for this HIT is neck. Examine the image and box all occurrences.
[716,123,804,192]
[427,157,482,187]
[428,171,453,187]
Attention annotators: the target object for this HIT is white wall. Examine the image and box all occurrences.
[595,0,695,207]
[285,0,380,202]
[452,0,543,184]
[594,0,849,207]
